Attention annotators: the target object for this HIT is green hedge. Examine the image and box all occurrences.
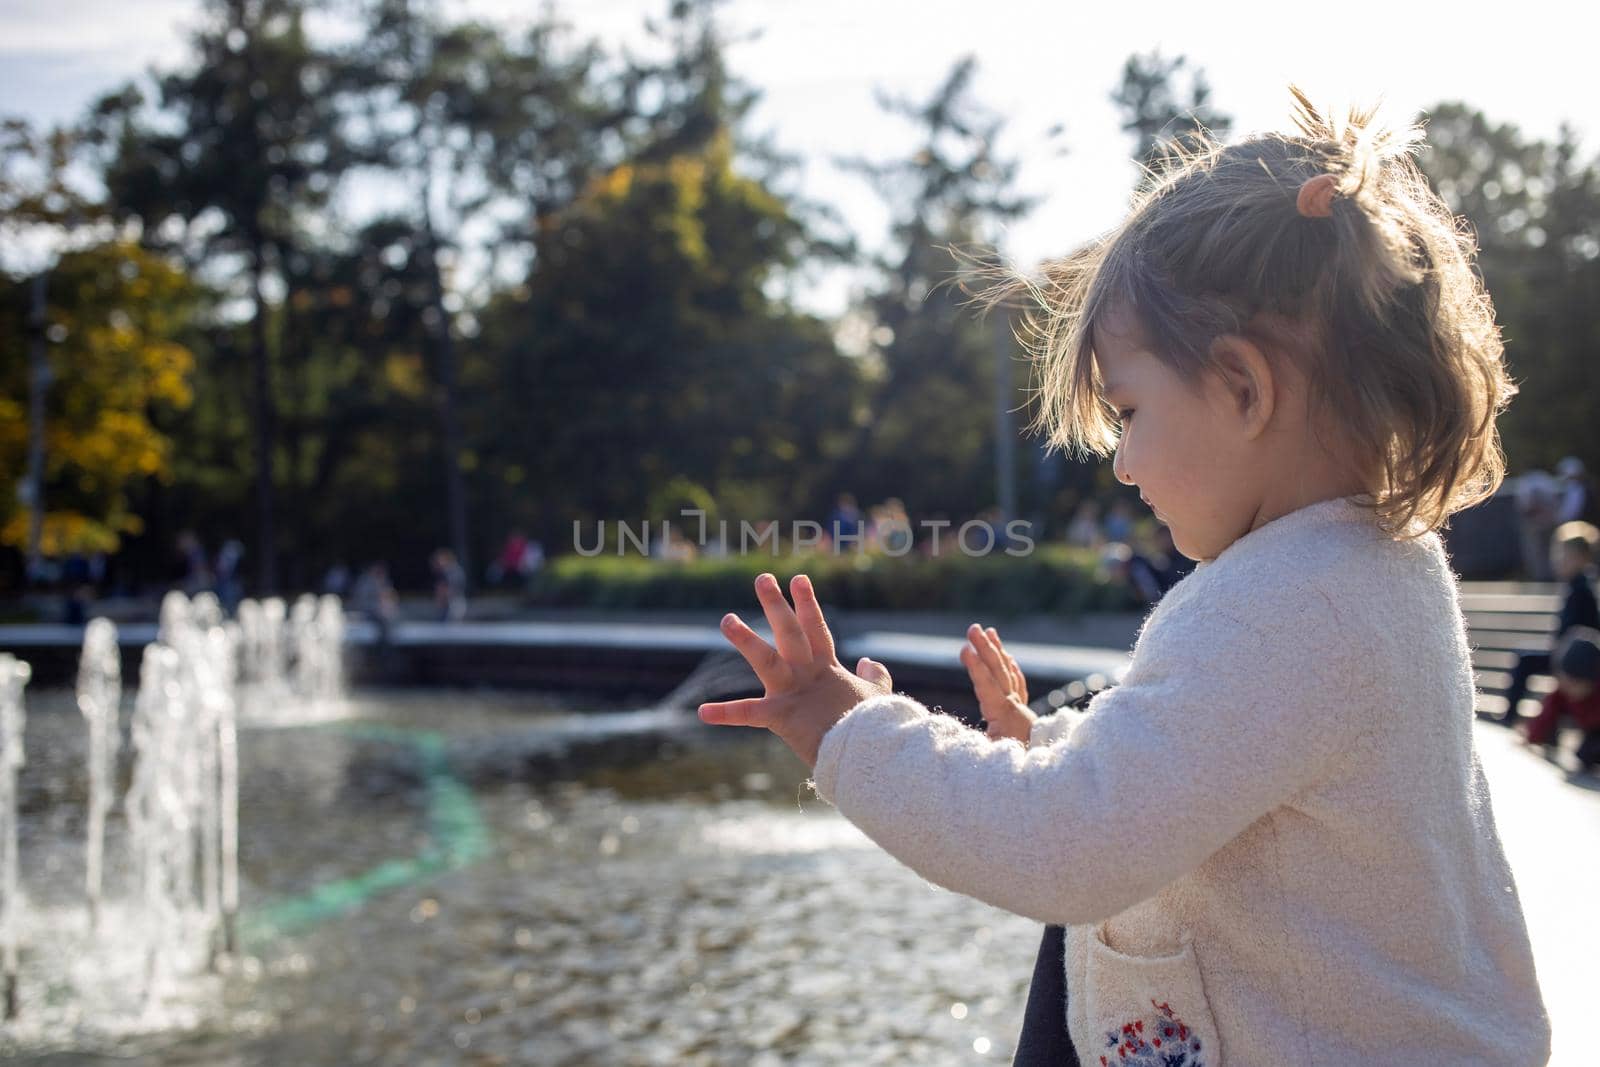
[526,546,1139,615]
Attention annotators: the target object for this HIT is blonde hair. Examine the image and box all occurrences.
[958,86,1516,539]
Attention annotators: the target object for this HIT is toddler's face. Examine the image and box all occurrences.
[1095,321,1266,563]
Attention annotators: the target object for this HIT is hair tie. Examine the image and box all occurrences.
[1296,173,1339,218]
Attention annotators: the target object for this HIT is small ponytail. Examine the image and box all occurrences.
[956,85,1515,539]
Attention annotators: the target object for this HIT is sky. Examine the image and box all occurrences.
[2,0,1597,319]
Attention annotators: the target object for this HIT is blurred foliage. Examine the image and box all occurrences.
[1113,50,1233,191]
[528,543,1138,615]
[1416,106,1600,480]
[1,1,1596,595]
[0,241,201,555]
[831,56,1039,523]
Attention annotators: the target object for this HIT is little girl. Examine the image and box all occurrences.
[697,87,1551,1065]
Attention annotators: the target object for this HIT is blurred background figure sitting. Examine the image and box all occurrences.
[174,530,212,596]
[488,529,545,586]
[829,493,865,549]
[1555,455,1591,525]
[867,498,912,555]
[1065,499,1106,551]
[1498,521,1600,725]
[1103,498,1136,544]
[214,539,245,614]
[650,524,698,562]
[351,561,399,643]
[1518,626,1600,776]
[1513,469,1561,581]
[1122,522,1195,605]
[431,548,467,622]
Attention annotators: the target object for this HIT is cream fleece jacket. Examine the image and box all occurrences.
[810,495,1551,1066]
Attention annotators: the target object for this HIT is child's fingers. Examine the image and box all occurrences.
[983,629,1026,703]
[960,642,1002,698]
[754,573,813,666]
[856,656,893,690]
[969,624,1013,695]
[1005,652,1028,703]
[789,573,837,663]
[698,696,776,728]
[719,613,787,688]
[985,627,1023,695]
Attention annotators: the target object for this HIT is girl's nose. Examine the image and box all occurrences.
[1112,439,1134,486]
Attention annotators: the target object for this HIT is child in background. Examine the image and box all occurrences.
[1519,626,1600,773]
[697,88,1549,1064]
[1497,520,1600,724]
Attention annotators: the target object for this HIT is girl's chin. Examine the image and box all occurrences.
[1167,529,1203,562]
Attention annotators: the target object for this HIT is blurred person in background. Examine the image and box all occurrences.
[1497,522,1599,725]
[431,548,467,622]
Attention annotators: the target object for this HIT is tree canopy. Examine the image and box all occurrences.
[2,5,1595,593]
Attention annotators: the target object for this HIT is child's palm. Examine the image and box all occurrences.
[698,573,894,766]
[961,624,1037,743]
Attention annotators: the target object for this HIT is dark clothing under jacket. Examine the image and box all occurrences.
[1012,924,1080,1066]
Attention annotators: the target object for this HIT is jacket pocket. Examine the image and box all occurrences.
[1084,922,1221,1066]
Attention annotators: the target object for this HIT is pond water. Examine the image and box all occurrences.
[4,688,1039,1065]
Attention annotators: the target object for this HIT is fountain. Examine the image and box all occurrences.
[128,593,254,994]
[0,592,343,1044]
[657,648,758,711]
[0,653,29,1020]
[76,618,120,931]
[0,595,1076,1065]
[234,595,345,724]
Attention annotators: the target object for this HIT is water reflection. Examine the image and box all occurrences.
[5,689,1037,1065]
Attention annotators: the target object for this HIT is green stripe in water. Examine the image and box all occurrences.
[239,723,493,947]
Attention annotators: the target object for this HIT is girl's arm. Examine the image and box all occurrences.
[810,602,1371,927]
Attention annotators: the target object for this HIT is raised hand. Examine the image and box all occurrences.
[698,572,894,767]
[961,624,1037,744]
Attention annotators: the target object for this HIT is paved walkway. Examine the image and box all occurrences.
[1470,717,1599,1066]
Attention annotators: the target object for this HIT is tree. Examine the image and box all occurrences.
[93,0,347,592]
[1111,50,1232,191]
[476,126,858,546]
[0,241,199,558]
[1,117,110,577]
[834,56,1038,522]
[335,0,617,581]
[470,0,861,548]
[1416,104,1600,480]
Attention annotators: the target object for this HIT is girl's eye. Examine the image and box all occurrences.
[1116,409,1135,424]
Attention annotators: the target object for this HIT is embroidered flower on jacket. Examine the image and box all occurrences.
[1098,999,1206,1066]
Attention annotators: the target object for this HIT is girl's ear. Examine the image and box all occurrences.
[1207,334,1276,440]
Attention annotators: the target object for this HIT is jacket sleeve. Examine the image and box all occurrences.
[809,597,1372,926]
[1027,710,1084,748]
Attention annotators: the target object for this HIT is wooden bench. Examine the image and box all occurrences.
[1460,584,1566,720]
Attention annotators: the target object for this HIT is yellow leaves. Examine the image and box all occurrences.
[383,351,427,398]
[0,510,122,556]
[145,342,195,408]
[0,238,199,555]
[664,155,710,266]
[591,163,634,202]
